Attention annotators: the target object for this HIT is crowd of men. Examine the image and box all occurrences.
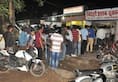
[0,24,115,70]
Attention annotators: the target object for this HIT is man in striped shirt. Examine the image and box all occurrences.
[49,28,64,69]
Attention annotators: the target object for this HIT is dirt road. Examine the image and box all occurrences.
[0,69,69,82]
[0,53,99,82]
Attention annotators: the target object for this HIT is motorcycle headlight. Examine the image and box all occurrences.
[113,65,118,71]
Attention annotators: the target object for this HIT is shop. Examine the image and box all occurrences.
[85,7,118,41]
[41,6,86,27]
[63,6,86,27]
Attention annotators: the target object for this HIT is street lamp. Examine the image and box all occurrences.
[51,17,56,21]
[61,16,65,21]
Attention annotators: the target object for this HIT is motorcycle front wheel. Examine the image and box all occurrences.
[0,66,9,73]
[30,61,45,77]
[0,56,9,73]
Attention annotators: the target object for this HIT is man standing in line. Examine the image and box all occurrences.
[80,25,88,55]
[65,26,73,56]
[60,27,67,60]
[0,34,5,50]
[86,25,95,53]
[96,26,107,49]
[71,25,79,56]
[18,27,29,48]
[49,28,64,69]
[35,25,44,59]
[77,26,82,56]
[3,25,15,53]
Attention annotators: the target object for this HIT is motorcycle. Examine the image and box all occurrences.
[69,69,106,82]
[0,47,45,77]
[96,44,118,64]
[71,62,118,82]
[100,62,118,82]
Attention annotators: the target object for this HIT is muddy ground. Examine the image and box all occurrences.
[0,53,100,82]
[0,69,69,82]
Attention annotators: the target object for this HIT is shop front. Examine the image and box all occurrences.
[85,7,118,41]
[63,6,85,27]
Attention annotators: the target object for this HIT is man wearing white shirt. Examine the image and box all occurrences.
[96,27,107,47]
[96,27,106,40]
[0,34,5,50]
[65,26,73,56]
[50,29,64,69]
[110,26,115,42]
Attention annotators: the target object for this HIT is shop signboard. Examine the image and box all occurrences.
[65,15,85,22]
[85,8,118,20]
[63,6,84,14]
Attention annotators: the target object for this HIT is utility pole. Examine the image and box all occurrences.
[9,0,15,25]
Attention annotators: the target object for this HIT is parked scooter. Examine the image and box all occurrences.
[0,47,45,77]
[100,62,118,82]
[71,62,118,82]
[69,69,106,82]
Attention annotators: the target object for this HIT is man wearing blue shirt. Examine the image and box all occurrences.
[86,25,95,52]
[80,25,88,54]
[18,27,29,47]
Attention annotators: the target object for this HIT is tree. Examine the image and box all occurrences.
[0,0,9,31]
[0,0,25,26]
[9,0,25,25]
[0,0,46,26]
[0,0,9,17]
[36,0,45,7]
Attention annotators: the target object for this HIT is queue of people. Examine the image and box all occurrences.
[0,24,115,70]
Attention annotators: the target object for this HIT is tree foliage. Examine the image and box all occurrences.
[14,0,25,13]
[0,0,9,16]
[36,0,46,7]
[0,0,25,17]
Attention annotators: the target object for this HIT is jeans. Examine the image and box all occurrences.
[60,43,66,60]
[49,51,60,69]
[66,41,73,56]
[81,40,87,54]
[36,47,43,59]
[45,45,50,64]
[72,41,78,55]
[78,42,81,55]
